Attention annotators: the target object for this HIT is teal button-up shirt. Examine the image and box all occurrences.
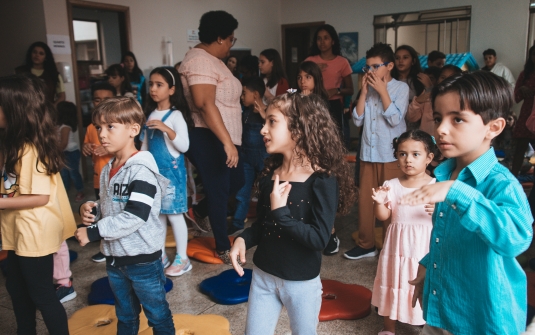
[421,148,533,335]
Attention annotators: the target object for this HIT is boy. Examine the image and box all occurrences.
[82,81,116,263]
[346,43,408,259]
[75,97,174,335]
[427,50,446,68]
[403,71,533,334]
[228,77,268,235]
[482,48,516,88]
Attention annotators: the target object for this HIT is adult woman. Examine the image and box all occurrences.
[259,49,289,103]
[305,24,353,135]
[179,10,244,264]
[16,41,65,106]
[122,51,146,105]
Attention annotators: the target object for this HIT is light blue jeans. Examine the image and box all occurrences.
[245,266,322,335]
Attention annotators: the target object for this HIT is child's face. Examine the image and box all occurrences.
[297,70,315,92]
[123,56,135,72]
[394,49,414,73]
[396,139,433,176]
[365,56,393,80]
[258,55,273,75]
[108,74,124,89]
[241,87,256,107]
[93,90,115,107]
[95,118,139,155]
[149,73,175,106]
[437,69,455,84]
[428,58,445,68]
[227,57,237,71]
[0,107,5,129]
[484,55,497,69]
[261,107,295,155]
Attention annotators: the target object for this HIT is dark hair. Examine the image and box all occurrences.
[309,24,341,56]
[92,96,145,127]
[24,41,60,89]
[428,50,446,63]
[57,101,78,132]
[297,61,329,101]
[365,43,395,63]
[432,71,513,124]
[144,67,193,128]
[242,76,266,99]
[392,129,439,159]
[0,74,64,175]
[392,45,425,96]
[483,49,497,57]
[424,66,442,80]
[105,64,133,96]
[261,93,357,215]
[523,45,535,81]
[91,81,116,96]
[439,65,463,79]
[260,49,287,89]
[198,11,238,44]
[122,51,143,81]
[239,55,259,79]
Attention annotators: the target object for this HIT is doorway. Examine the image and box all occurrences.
[282,22,324,88]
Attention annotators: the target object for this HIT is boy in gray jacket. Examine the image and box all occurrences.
[75,97,174,335]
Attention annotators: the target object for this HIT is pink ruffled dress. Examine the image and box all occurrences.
[371,177,435,325]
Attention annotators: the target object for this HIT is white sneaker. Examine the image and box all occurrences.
[165,255,192,277]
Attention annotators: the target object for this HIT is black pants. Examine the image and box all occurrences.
[328,99,344,138]
[186,127,244,251]
[6,251,68,335]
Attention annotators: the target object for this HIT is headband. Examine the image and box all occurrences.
[164,68,175,86]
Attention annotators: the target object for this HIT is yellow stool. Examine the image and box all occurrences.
[68,304,149,335]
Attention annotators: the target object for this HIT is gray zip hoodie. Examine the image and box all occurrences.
[86,151,169,264]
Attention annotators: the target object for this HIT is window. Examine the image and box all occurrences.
[374,6,471,55]
[528,2,535,50]
[73,20,102,62]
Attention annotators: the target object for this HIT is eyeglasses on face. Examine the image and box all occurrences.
[362,62,390,73]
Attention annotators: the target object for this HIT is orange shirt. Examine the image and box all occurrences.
[84,124,113,189]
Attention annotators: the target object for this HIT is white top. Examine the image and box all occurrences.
[141,109,189,158]
[58,125,79,152]
[490,62,515,88]
[263,77,278,105]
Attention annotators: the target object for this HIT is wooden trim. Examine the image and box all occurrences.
[69,0,129,12]
[280,21,324,68]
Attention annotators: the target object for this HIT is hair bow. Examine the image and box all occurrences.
[287,88,297,94]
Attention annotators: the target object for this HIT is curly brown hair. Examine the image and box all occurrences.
[259,93,357,215]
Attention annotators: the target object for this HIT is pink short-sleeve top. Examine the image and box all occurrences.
[305,55,352,101]
[179,48,243,145]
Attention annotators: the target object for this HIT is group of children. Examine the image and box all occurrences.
[0,40,533,335]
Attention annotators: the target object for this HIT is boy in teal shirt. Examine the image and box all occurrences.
[402,71,533,335]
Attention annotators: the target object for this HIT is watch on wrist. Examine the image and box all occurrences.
[337,88,341,95]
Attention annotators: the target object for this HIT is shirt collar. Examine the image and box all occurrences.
[434,147,498,185]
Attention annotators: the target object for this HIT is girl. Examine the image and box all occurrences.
[226,55,239,78]
[296,61,329,101]
[230,93,357,335]
[0,74,76,334]
[122,51,146,105]
[371,130,437,335]
[15,41,66,106]
[56,101,85,202]
[141,67,193,276]
[105,64,135,98]
[391,45,425,103]
[259,49,289,103]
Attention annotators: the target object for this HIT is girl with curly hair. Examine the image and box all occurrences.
[230,92,356,335]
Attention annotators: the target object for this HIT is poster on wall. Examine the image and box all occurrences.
[339,32,358,65]
[46,34,72,55]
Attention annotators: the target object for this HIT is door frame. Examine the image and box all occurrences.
[281,21,324,66]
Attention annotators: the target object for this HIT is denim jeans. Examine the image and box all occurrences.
[60,149,84,192]
[245,266,322,335]
[106,259,174,335]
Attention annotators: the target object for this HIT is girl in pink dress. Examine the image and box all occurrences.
[371,130,438,335]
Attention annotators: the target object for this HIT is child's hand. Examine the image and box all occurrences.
[254,101,266,119]
[80,201,98,225]
[398,181,454,206]
[424,203,435,216]
[74,227,90,246]
[270,174,292,211]
[146,120,170,133]
[371,186,390,204]
[230,237,247,276]
[408,264,426,308]
[417,73,433,89]
[93,145,108,156]
[301,89,311,96]
[82,143,93,156]
[367,71,387,95]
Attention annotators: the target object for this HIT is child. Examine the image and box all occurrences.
[406,67,441,136]
[122,51,146,105]
[403,71,533,334]
[0,74,76,335]
[106,64,135,98]
[82,82,116,263]
[141,67,193,276]
[371,130,437,335]
[230,93,357,334]
[296,61,329,101]
[436,65,462,85]
[259,49,289,103]
[228,77,268,235]
[56,101,85,202]
[346,43,409,260]
[75,97,175,334]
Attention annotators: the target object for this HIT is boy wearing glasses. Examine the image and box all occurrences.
[346,43,409,260]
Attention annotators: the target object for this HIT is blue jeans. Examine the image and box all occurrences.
[60,149,84,192]
[106,259,174,335]
[245,266,322,335]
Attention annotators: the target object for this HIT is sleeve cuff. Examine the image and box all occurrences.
[271,206,291,222]
[420,253,430,267]
[352,107,364,120]
[86,224,102,242]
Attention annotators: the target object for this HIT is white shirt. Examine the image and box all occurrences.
[490,62,515,88]
[58,125,79,152]
[141,109,189,158]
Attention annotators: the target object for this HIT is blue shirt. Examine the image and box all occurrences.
[352,78,409,163]
[421,148,533,335]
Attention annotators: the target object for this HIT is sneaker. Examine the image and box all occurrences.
[91,251,106,263]
[165,255,192,277]
[227,224,244,236]
[216,250,242,266]
[343,246,378,260]
[162,254,171,269]
[55,281,77,303]
[323,233,340,256]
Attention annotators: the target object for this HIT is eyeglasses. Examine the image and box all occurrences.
[362,62,390,73]
[231,37,237,46]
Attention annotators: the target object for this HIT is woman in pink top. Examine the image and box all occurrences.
[306,24,354,136]
[179,10,244,264]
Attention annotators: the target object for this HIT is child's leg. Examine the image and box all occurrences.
[6,251,68,335]
[53,241,72,286]
[65,150,85,193]
[232,159,255,229]
[245,267,284,335]
[383,316,396,333]
[279,274,322,335]
[107,263,143,334]
[357,161,379,249]
[168,214,188,260]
